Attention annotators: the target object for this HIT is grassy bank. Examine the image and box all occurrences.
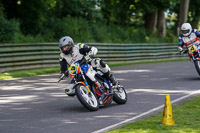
[0,58,188,80]
[0,67,60,80]
[108,95,200,133]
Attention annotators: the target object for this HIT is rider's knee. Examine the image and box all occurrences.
[100,60,106,68]
[99,59,110,73]
[91,58,110,73]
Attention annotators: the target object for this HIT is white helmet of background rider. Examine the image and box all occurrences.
[59,36,74,55]
[181,23,192,37]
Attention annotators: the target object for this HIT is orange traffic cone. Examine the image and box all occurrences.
[162,94,176,126]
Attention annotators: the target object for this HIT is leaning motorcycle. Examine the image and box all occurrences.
[58,61,127,111]
[182,38,200,75]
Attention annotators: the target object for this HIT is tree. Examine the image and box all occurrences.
[144,11,158,33]
[177,0,190,35]
[157,10,166,38]
[53,0,101,21]
[101,0,136,26]
[134,0,174,37]
[188,0,200,29]
[136,0,158,33]
[1,0,56,35]
[0,2,4,17]
[155,0,173,38]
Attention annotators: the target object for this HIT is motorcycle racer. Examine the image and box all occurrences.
[58,36,118,95]
[178,23,200,54]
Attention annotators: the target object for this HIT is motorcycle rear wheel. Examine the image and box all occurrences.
[113,86,127,104]
[194,60,200,76]
[75,84,99,111]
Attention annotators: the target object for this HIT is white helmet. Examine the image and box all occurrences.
[181,23,192,36]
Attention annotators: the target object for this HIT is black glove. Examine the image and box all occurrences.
[179,50,184,55]
[180,49,188,55]
[60,71,69,79]
[58,72,68,83]
[62,70,69,76]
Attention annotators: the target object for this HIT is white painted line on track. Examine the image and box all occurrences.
[92,90,200,133]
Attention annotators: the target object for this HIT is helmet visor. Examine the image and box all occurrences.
[181,30,189,34]
[61,45,69,52]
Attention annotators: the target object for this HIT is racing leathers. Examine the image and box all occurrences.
[178,29,200,53]
[59,43,117,86]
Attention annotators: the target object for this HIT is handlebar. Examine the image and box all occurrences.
[180,49,188,55]
[58,74,66,83]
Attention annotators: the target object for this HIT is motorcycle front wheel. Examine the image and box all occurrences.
[75,84,99,111]
[194,60,200,75]
[113,86,127,104]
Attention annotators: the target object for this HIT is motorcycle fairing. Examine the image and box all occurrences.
[68,62,81,78]
[188,43,200,61]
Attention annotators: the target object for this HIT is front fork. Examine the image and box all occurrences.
[190,53,200,62]
[80,71,91,93]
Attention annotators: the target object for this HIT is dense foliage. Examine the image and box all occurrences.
[0,0,195,43]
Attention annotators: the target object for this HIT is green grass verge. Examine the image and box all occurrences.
[109,58,188,67]
[0,58,188,80]
[0,67,60,80]
[107,95,200,133]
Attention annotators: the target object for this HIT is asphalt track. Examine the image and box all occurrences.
[1,61,200,133]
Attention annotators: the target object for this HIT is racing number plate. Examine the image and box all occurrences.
[188,45,196,53]
[69,66,77,74]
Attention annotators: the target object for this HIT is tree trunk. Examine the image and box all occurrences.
[144,11,157,34]
[177,0,190,35]
[157,10,166,38]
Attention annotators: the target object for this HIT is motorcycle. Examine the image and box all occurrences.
[181,38,200,75]
[58,61,127,111]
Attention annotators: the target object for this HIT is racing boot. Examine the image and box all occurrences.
[108,74,118,86]
[104,71,118,86]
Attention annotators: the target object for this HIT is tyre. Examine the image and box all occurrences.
[75,84,99,111]
[194,60,200,75]
[113,86,127,104]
